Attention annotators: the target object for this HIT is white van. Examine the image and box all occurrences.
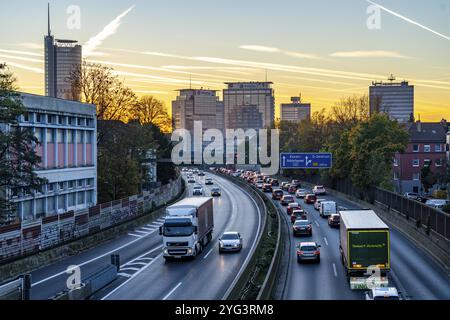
[319,201,337,218]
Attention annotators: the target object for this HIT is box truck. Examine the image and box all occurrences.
[160,197,214,261]
[339,210,390,289]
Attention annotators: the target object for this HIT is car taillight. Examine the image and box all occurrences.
[314,251,320,255]
[297,251,303,255]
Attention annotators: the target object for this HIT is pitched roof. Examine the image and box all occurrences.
[405,121,448,142]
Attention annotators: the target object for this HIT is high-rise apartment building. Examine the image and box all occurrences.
[45,4,82,100]
[223,82,275,129]
[369,78,414,123]
[172,89,224,133]
[280,96,311,122]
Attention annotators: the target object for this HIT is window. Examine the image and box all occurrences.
[413,173,420,181]
[68,193,76,207]
[394,171,399,180]
[424,159,432,166]
[412,159,419,167]
[86,119,91,127]
[47,196,56,213]
[23,113,29,122]
[58,115,65,125]
[48,183,54,192]
[35,199,44,216]
[77,179,84,188]
[34,128,43,142]
[57,129,64,143]
[77,118,84,126]
[58,182,65,190]
[47,114,54,124]
[86,131,93,144]
[87,178,94,187]
[68,181,75,189]
[46,129,54,143]
[393,158,399,167]
[67,130,74,143]
[77,131,83,144]
[424,145,431,152]
[412,144,419,152]
[58,195,66,210]
[77,192,85,205]
[436,159,442,167]
[36,113,42,123]
[435,144,442,152]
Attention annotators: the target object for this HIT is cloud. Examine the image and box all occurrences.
[0,49,43,57]
[239,45,280,53]
[0,54,43,63]
[239,44,320,59]
[367,0,450,41]
[19,43,44,50]
[4,62,43,74]
[330,50,411,58]
[83,6,135,57]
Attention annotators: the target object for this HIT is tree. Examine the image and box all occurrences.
[68,60,136,121]
[420,163,437,194]
[329,94,370,130]
[0,64,46,224]
[131,95,172,131]
[348,113,409,194]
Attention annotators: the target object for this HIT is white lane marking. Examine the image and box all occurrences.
[140,227,156,232]
[118,273,132,278]
[102,252,163,300]
[120,267,140,272]
[128,233,142,237]
[137,257,153,262]
[120,245,162,268]
[162,282,182,300]
[314,221,320,227]
[134,230,149,235]
[332,263,338,277]
[324,237,329,246]
[157,218,165,222]
[126,262,148,267]
[203,248,214,259]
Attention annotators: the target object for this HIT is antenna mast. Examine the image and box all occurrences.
[47,2,51,36]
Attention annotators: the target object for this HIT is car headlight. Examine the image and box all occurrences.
[234,243,240,247]
[187,248,192,254]
[164,249,169,255]
[219,242,224,248]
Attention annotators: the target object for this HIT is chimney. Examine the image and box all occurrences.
[416,120,422,132]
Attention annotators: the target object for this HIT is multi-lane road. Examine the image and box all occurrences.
[28,172,263,300]
[25,171,450,300]
[261,183,450,300]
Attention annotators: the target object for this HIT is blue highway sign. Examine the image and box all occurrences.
[280,153,332,169]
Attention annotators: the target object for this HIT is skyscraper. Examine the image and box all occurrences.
[280,96,311,122]
[369,78,414,123]
[223,82,275,129]
[172,89,224,133]
[45,4,82,100]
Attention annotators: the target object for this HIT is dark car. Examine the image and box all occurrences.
[281,195,295,206]
[291,209,307,224]
[291,180,302,188]
[271,179,280,187]
[288,185,297,194]
[328,214,340,228]
[262,183,273,193]
[296,242,321,263]
[272,189,284,200]
[304,194,317,204]
[292,220,313,237]
[211,187,221,197]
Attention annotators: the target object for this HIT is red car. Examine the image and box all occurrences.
[272,189,284,200]
[304,194,317,204]
[291,209,307,223]
[287,202,301,215]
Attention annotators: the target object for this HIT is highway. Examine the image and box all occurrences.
[28,172,263,300]
[261,182,450,300]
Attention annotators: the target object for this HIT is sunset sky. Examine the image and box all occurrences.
[0,0,449,121]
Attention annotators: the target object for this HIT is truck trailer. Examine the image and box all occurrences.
[339,210,390,289]
[160,197,214,261]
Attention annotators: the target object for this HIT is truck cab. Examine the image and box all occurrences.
[160,197,214,261]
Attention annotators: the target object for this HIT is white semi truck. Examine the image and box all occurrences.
[159,197,214,261]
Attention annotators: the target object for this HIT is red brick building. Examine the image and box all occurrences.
[394,120,448,194]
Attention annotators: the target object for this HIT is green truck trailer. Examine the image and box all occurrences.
[339,210,390,289]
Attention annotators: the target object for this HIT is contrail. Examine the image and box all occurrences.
[84,6,135,57]
[367,0,450,41]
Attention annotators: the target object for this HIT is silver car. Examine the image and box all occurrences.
[219,232,243,253]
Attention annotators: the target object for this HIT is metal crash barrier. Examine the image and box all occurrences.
[0,274,31,300]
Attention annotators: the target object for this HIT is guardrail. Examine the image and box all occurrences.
[215,172,281,300]
[0,274,31,300]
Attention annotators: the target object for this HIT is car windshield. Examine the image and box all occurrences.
[295,220,309,226]
[163,219,194,237]
[212,188,220,192]
[284,196,294,200]
[222,233,239,240]
[300,245,317,251]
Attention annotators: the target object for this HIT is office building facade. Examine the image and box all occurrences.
[280,96,311,122]
[223,82,275,129]
[369,80,414,123]
[5,93,97,222]
[45,5,82,100]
